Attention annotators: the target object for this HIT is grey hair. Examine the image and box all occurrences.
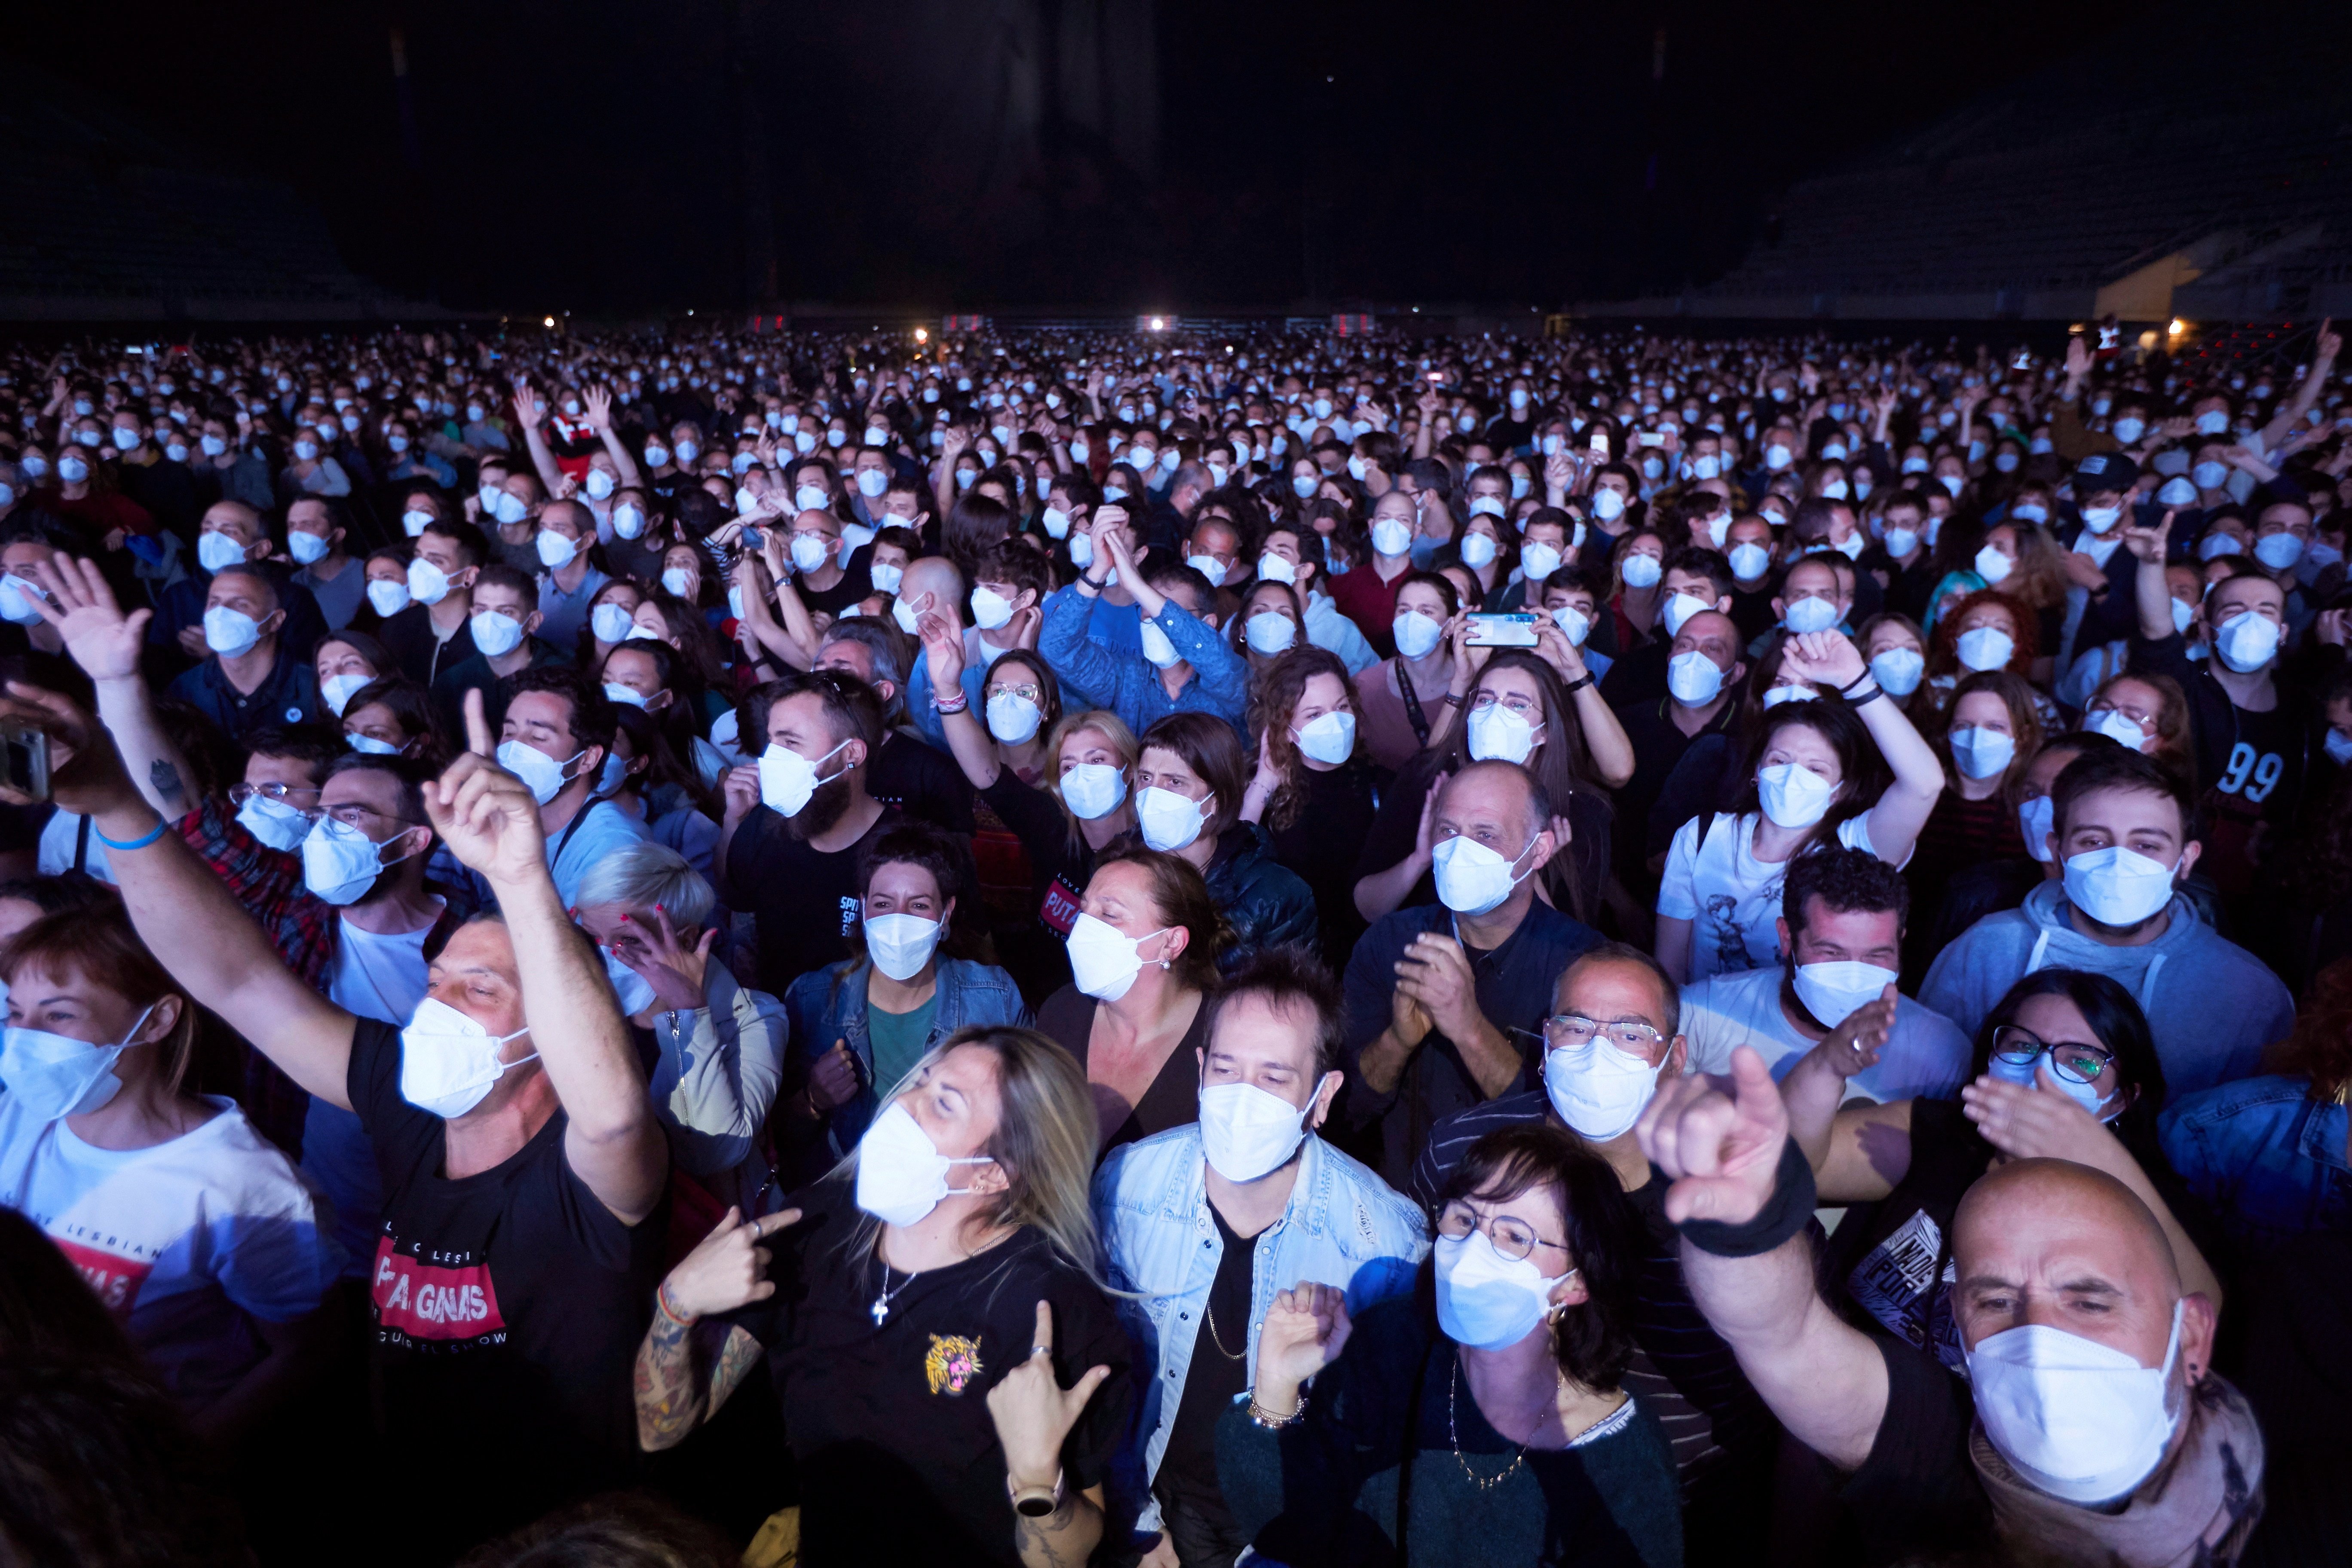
[571,839,714,931]
[819,616,910,722]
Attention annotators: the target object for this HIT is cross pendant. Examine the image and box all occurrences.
[871,1298,890,1326]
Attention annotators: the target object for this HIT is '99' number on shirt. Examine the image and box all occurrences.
[2217,743,2283,802]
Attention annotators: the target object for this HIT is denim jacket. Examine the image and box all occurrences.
[1092,1124,1429,1533]
[2159,1073,2352,1247]
[781,956,1031,1167]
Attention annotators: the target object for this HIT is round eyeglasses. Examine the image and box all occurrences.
[1436,1204,1568,1264]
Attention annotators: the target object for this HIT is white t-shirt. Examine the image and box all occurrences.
[0,1093,340,1407]
[36,810,114,884]
[1678,963,1973,1103]
[1657,810,1891,982]
[329,904,442,1026]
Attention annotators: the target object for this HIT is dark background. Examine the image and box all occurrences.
[1,0,2151,313]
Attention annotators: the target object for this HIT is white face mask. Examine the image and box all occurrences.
[1591,487,1627,522]
[407,557,453,606]
[1757,762,1836,829]
[1371,517,1413,557]
[758,738,850,817]
[1966,1303,2184,1504]
[1519,542,1563,582]
[1667,649,1725,706]
[1245,612,1297,655]
[1392,609,1443,659]
[366,579,412,618]
[1292,710,1356,766]
[1662,591,1712,638]
[2019,794,2057,863]
[864,911,944,983]
[1058,762,1127,819]
[2063,845,2179,928]
[1466,702,1541,765]
[1543,1037,1665,1140]
[236,790,314,851]
[302,815,416,906]
[1136,785,1211,852]
[1869,647,1924,696]
[986,691,1041,745]
[591,602,637,645]
[473,609,530,658]
[853,1101,995,1228]
[491,490,530,526]
[0,1003,158,1120]
[1458,532,1498,568]
[2084,709,2151,752]
[1973,543,2014,585]
[288,529,331,564]
[1431,831,1535,916]
[1550,605,1591,646]
[2212,610,2280,672]
[1956,626,2014,672]
[197,530,250,573]
[1139,620,1184,668]
[1782,595,1839,635]
[1066,910,1167,1001]
[1948,726,2016,780]
[1790,960,1899,1028]
[970,585,1016,631]
[536,528,578,570]
[2080,503,2122,533]
[1197,1080,1310,1183]
[1434,1231,1574,1351]
[202,605,266,657]
[1620,552,1662,589]
[398,996,535,1119]
[496,740,585,806]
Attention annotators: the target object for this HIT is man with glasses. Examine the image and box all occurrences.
[1405,940,1777,1567]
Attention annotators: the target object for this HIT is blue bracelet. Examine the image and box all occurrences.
[92,817,171,852]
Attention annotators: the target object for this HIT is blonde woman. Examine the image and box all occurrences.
[636,1025,1134,1568]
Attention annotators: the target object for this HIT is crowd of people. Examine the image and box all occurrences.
[0,315,2348,1567]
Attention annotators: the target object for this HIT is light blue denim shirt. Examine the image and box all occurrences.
[1092,1124,1429,1533]
[2158,1073,2352,1247]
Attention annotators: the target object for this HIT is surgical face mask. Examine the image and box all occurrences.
[1059,763,1126,820]
[580,468,616,502]
[864,911,944,983]
[202,605,265,657]
[1198,1080,1310,1183]
[2252,531,2304,571]
[2019,794,2057,863]
[970,585,1017,631]
[758,738,850,817]
[1370,516,1413,557]
[1782,595,1839,635]
[1433,1231,1572,1351]
[790,533,832,573]
[1668,649,1725,705]
[673,440,700,464]
[1139,620,1184,668]
[410,555,462,606]
[1986,1044,2115,1120]
[661,567,695,600]
[1791,960,1899,1029]
[1758,762,1836,829]
[1458,531,1498,569]
[2064,845,2179,928]
[1245,612,1297,655]
[1136,786,1211,852]
[1658,591,1710,639]
[1957,626,2014,672]
[491,490,530,526]
[2080,503,2122,533]
[1938,473,1965,498]
[56,454,89,484]
[984,690,1043,745]
[197,530,249,573]
[303,815,414,906]
[1544,1036,1665,1141]
[1,1003,159,1121]
[1253,551,1298,587]
[2196,409,2230,436]
[366,575,413,618]
[1550,605,1591,647]
[2085,708,2151,752]
[293,439,320,462]
[1466,702,1541,765]
[1066,910,1167,1001]
[0,575,44,628]
[1519,542,1563,583]
[1762,684,1816,708]
[469,609,526,658]
[497,740,585,808]
[2108,415,2147,444]
[1580,482,1629,524]
[399,996,535,1119]
[794,482,833,514]
[2213,610,2279,672]
[1727,541,1770,582]
[1287,709,1356,767]
[1949,725,2016,779]
[1972,543,2015,585]
[1967,1302,2184,1504]
[852,1100,995,1227]
[603,682,651,712]
[1854,646,1925,702]
[1431,831,1534,916]
[1392,609,1443,659]
[1619,552,1661,590]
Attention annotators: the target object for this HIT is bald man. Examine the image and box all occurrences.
[1639,1048,2264,1565]
[781,506,872,618]
[148,498,329,671]
[165,564,322,744]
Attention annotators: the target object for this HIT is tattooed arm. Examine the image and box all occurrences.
[634,1205,799,1452]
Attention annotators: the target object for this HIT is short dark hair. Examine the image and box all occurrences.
[974,540,1051,605]
[1142,558,1216,608]
[505,665,617,757]
[1205,945,1345,1077]
[740,668,885,759]
[420,516,490,568]
[322,751,436,830]
[1662,545,1733,600]
[241,724,345,775]
[1972,968,2169,1155]
[1790,496,1843,544]
[1782,846,1910,935]
[472,562,538,605]
[2050,745,2194,844]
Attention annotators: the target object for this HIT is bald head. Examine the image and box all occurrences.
[899,553,963,609]
[1443,758,1550,844]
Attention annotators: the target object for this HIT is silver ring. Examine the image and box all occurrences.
[1030,1344,1050,1359]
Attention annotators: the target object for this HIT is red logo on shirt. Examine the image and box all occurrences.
[371,1237,506,1341]
[52,1237,155,1315]
[1040,876,1084,937]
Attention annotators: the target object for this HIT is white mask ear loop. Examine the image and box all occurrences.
[1544,1266,1582,1323]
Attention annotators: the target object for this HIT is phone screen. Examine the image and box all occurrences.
[1589,432,1611,455]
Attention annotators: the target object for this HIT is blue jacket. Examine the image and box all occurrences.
[782,956,1031,1167]
[1039,584,1250,738]
[2159,1073,2351,1248]
[1092,1124,1428,1534]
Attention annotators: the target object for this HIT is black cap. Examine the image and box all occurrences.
[2073,450,2138,496]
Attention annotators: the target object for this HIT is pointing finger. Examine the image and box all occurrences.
[1030,1298,1055,1355]
[464,685,493,758]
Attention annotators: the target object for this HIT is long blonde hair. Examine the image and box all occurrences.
[839,1026,1111,1291]
[1044,707,1139,849]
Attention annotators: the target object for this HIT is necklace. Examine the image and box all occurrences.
[870,1262,911,1326]
[1201,1300,1246,1361]
[1450,1358,1537,1493]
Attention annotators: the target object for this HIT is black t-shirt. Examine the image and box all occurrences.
[1035,984,1209,1154]
[1266,758,1387,970]
[1839,1334,1996,1565]
[868,731,976,834]
[796,560,876,619]
[722,804,900,995]
[726,1182,1133,1568]
[348,1018,668,1557]
[1824,1098,1985,1369]
[1158,1203,1256,1512]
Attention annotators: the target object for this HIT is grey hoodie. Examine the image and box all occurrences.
[1918,881,2293,1097]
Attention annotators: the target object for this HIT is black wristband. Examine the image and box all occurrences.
[1835,666,1875,694]
[1679,1138,1816,1258]
[1562,673,1595,695]
[1846,684,1885,708]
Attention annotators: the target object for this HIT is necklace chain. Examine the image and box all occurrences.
[1201,1299,1246,1361]
[1449,1358,1530,1493]
[870,1262,910,1327]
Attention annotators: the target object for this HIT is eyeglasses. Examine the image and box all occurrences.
[1991,1027,2114,1086]
[1542,1014,1665,1054]
[319,801,423,830]
[1469,690,1541,717]
[1436,1203,1569,1264]
[990,683,1044,706]
[228,781,322,811]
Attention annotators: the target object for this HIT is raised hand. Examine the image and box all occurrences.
[2316,317,2340,364]
[806,1040,862,1112]
[610,904,715,1013]
[1781,630,1863,690]
[512,386,545,429]
[2119,509,2173,565]
[1960,1064,2111,1163]
[582,385,613,431]
[662,1205,802,1319]
[912,595,965,690]
[1822,984,1897,1078]
[1254,1281,1351,1400]
[720,763,762,824]
[423,688,548,885]
[1635,1046,1792,1226]
[985,1301,1115,1494]
[0,680,134,818]
[28,556,146,683]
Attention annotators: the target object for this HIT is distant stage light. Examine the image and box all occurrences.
[542,316,554,328]
[1150,316,1165,331]
[915,327,929,343]
[2169,318,2188,335]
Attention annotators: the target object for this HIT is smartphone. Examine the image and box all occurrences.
[1466,612,1539,648]
[1589,431,1611,455]
[1637,431,1666,448]
[1,719,49,802]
